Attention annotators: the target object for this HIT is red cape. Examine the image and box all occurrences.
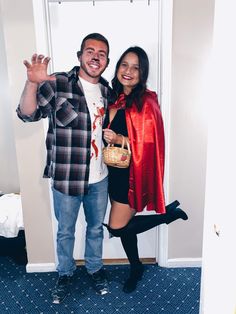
[125,90,166,213]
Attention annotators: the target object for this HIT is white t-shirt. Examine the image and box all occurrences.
[79,76,108,184]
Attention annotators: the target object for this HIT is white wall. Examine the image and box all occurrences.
[0,4,20,194]
[0,0,55,266]
[168,0,215,259]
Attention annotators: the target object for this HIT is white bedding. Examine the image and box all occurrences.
[0,193,24,238]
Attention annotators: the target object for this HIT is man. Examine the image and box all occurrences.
[17,33,111,304]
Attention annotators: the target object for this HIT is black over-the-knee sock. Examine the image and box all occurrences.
[120,233,141,267]
[120,232,144,293]
[125,205,188,235]
[125,214,167,235]
[123,199,188,235]
[103,200,188,238]
[103,214,166,237]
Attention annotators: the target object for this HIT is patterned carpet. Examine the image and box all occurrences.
[0,257,201,314]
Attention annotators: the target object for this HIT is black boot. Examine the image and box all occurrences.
[123,263,144,293]
[166,207,188,224]
[165,200,180,212]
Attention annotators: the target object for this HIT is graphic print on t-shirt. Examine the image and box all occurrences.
[90,99,105,160]
[93,106,105,132]
[79,76,108,184]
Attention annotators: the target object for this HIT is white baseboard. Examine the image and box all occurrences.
[26,263,56,273]
[167,258,202,268]
[25,258,201,273]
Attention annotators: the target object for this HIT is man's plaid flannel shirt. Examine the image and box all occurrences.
[17,66,111,196]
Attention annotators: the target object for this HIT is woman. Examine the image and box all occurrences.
[103,47,188,293]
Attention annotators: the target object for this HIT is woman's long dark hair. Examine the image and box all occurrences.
[111,46,149,111]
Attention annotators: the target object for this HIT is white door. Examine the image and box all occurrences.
[34,0,160,260]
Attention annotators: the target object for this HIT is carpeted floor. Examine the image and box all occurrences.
[0,257,201,313]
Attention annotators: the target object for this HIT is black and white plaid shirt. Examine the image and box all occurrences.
[17,66,111,196]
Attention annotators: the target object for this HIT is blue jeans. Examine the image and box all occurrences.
[52,176,108,276]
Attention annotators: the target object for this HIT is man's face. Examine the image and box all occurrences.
[79,39,109,83]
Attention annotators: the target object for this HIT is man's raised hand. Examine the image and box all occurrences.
[23,54,56,84]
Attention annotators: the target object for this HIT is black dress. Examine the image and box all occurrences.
[103,109,130,204]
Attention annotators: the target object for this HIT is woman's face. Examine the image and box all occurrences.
[117,52,140,95]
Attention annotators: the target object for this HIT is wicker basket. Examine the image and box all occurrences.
[103,136,131,168]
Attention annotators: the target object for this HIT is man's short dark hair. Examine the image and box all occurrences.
[77,33,110,59]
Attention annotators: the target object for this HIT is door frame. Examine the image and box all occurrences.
[156,0,173,267]
[32,0,173,266]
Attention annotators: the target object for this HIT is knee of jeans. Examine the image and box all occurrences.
[57,222,76,239]
[86,224,103,238]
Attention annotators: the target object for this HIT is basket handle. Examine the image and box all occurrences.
[119,134,131,153]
